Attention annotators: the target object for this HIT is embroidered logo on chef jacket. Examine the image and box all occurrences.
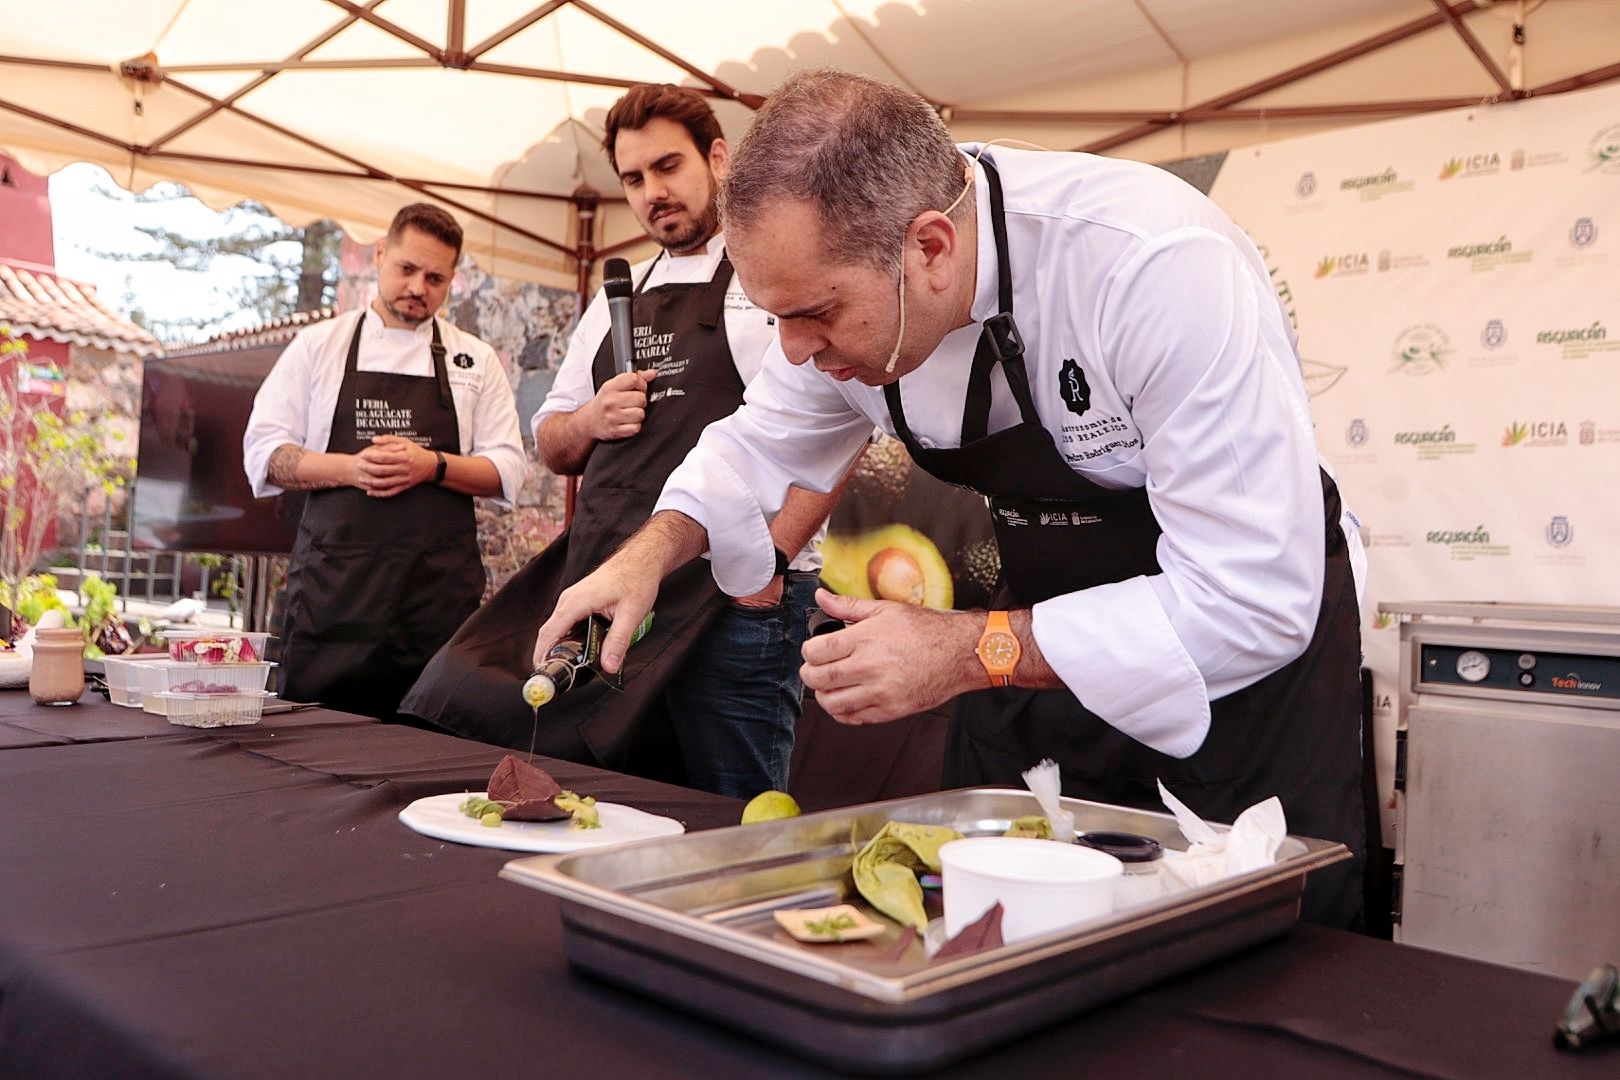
[996,506,1030,527]
[451,352,475,369]
[1058,358,1091,416]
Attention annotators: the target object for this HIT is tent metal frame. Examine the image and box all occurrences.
[1,0,1617,302]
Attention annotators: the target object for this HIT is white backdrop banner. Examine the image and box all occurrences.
[1206,83,1620,843]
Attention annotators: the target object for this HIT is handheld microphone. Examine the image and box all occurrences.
[603,258,635,375]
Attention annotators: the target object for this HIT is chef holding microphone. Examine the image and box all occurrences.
[403,83,843,800]
[534,69,1369,927]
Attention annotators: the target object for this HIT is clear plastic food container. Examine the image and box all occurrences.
[151,689,274,728]
[137,661,274,715]
[100,653,173,708]
[162,630,272,664]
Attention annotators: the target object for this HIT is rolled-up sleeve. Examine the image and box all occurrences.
[654,341,871,595]
[243,332,315,498]
[1035,230,1324,759]
[469,348,529,507]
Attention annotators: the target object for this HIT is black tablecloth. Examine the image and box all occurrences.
[0,691,1611,1079]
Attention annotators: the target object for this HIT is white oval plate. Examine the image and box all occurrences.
[398,791,685,852]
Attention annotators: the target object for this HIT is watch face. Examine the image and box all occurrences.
[979,632,1018,668]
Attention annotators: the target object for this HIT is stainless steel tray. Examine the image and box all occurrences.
[501,787,1349,1074]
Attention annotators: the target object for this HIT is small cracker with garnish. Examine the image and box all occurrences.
[773,904,887,944]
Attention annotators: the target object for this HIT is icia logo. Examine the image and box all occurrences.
[1296,172,1317,197]
[1346,419,1368,448]
[1390,324,1452,375]
[1481,319,1507,349]
[1570,217,1598,249]
[1547,516,1573,547]
[1502,420,1567,447]
[1440,152,1500,180]
[1372,611,1395,630]
[1315,253,1369,277]
[1586,124,1620,174]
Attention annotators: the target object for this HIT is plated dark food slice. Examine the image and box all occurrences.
[486,754,570,821]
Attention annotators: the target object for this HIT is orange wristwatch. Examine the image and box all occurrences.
[975,610,1021,687]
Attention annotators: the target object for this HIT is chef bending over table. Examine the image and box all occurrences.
[534,69,1369,927]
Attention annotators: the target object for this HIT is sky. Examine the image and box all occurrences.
[49,162,289,344]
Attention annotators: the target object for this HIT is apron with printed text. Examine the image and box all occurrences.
[883,159,1365,925]
[401,255,746,777]
[280,315,483,721]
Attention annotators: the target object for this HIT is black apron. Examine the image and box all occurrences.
[400,254,746,776]
[884,158,1365,926]
[279,313,484,721]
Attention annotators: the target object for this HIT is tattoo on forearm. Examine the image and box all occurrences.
[267,443,343,490]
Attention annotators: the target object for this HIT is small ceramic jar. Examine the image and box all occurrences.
[29,627,85,706]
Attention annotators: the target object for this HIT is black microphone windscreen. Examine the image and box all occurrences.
[603,258,633,299]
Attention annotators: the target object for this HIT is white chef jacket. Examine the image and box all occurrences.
[537,233,823,571]
[244,306,528,506]
[654,145,1366,759]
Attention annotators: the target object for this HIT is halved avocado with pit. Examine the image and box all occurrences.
[820,524,954,609]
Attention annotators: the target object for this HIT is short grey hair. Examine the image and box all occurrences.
[721,69,970,273]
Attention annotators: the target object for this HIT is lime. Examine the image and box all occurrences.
[741,790,802,825]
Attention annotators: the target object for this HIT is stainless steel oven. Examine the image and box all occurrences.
[1382,601,1620,979]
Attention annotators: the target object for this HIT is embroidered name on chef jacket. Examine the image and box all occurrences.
[353,397,428,446]
[1054,357,1141,466]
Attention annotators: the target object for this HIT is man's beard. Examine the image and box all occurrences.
[652,199,719,254]
[382,294,430,327]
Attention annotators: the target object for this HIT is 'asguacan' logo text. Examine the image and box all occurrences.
[1446,235,1531,271]
[1395,423,1476,460]
[1536,321,1619,359]
[1339,167,1412,201]
[1426,524,1510,560]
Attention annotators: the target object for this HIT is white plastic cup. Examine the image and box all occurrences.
[939,837,1123,945]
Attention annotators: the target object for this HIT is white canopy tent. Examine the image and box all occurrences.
[2,0,1616,294]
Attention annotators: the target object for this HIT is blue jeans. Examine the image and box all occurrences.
[663,571,820,799]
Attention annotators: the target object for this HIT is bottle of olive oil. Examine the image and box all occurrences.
[522,611,654,708]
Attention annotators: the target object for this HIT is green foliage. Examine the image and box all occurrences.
[10,572,126,659]
[13,573,69,627]
[187,552,241,613]
[0,329,137,616]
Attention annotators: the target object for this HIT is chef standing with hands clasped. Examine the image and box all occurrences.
[536,70,1369,927]
[244,203,526,722]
